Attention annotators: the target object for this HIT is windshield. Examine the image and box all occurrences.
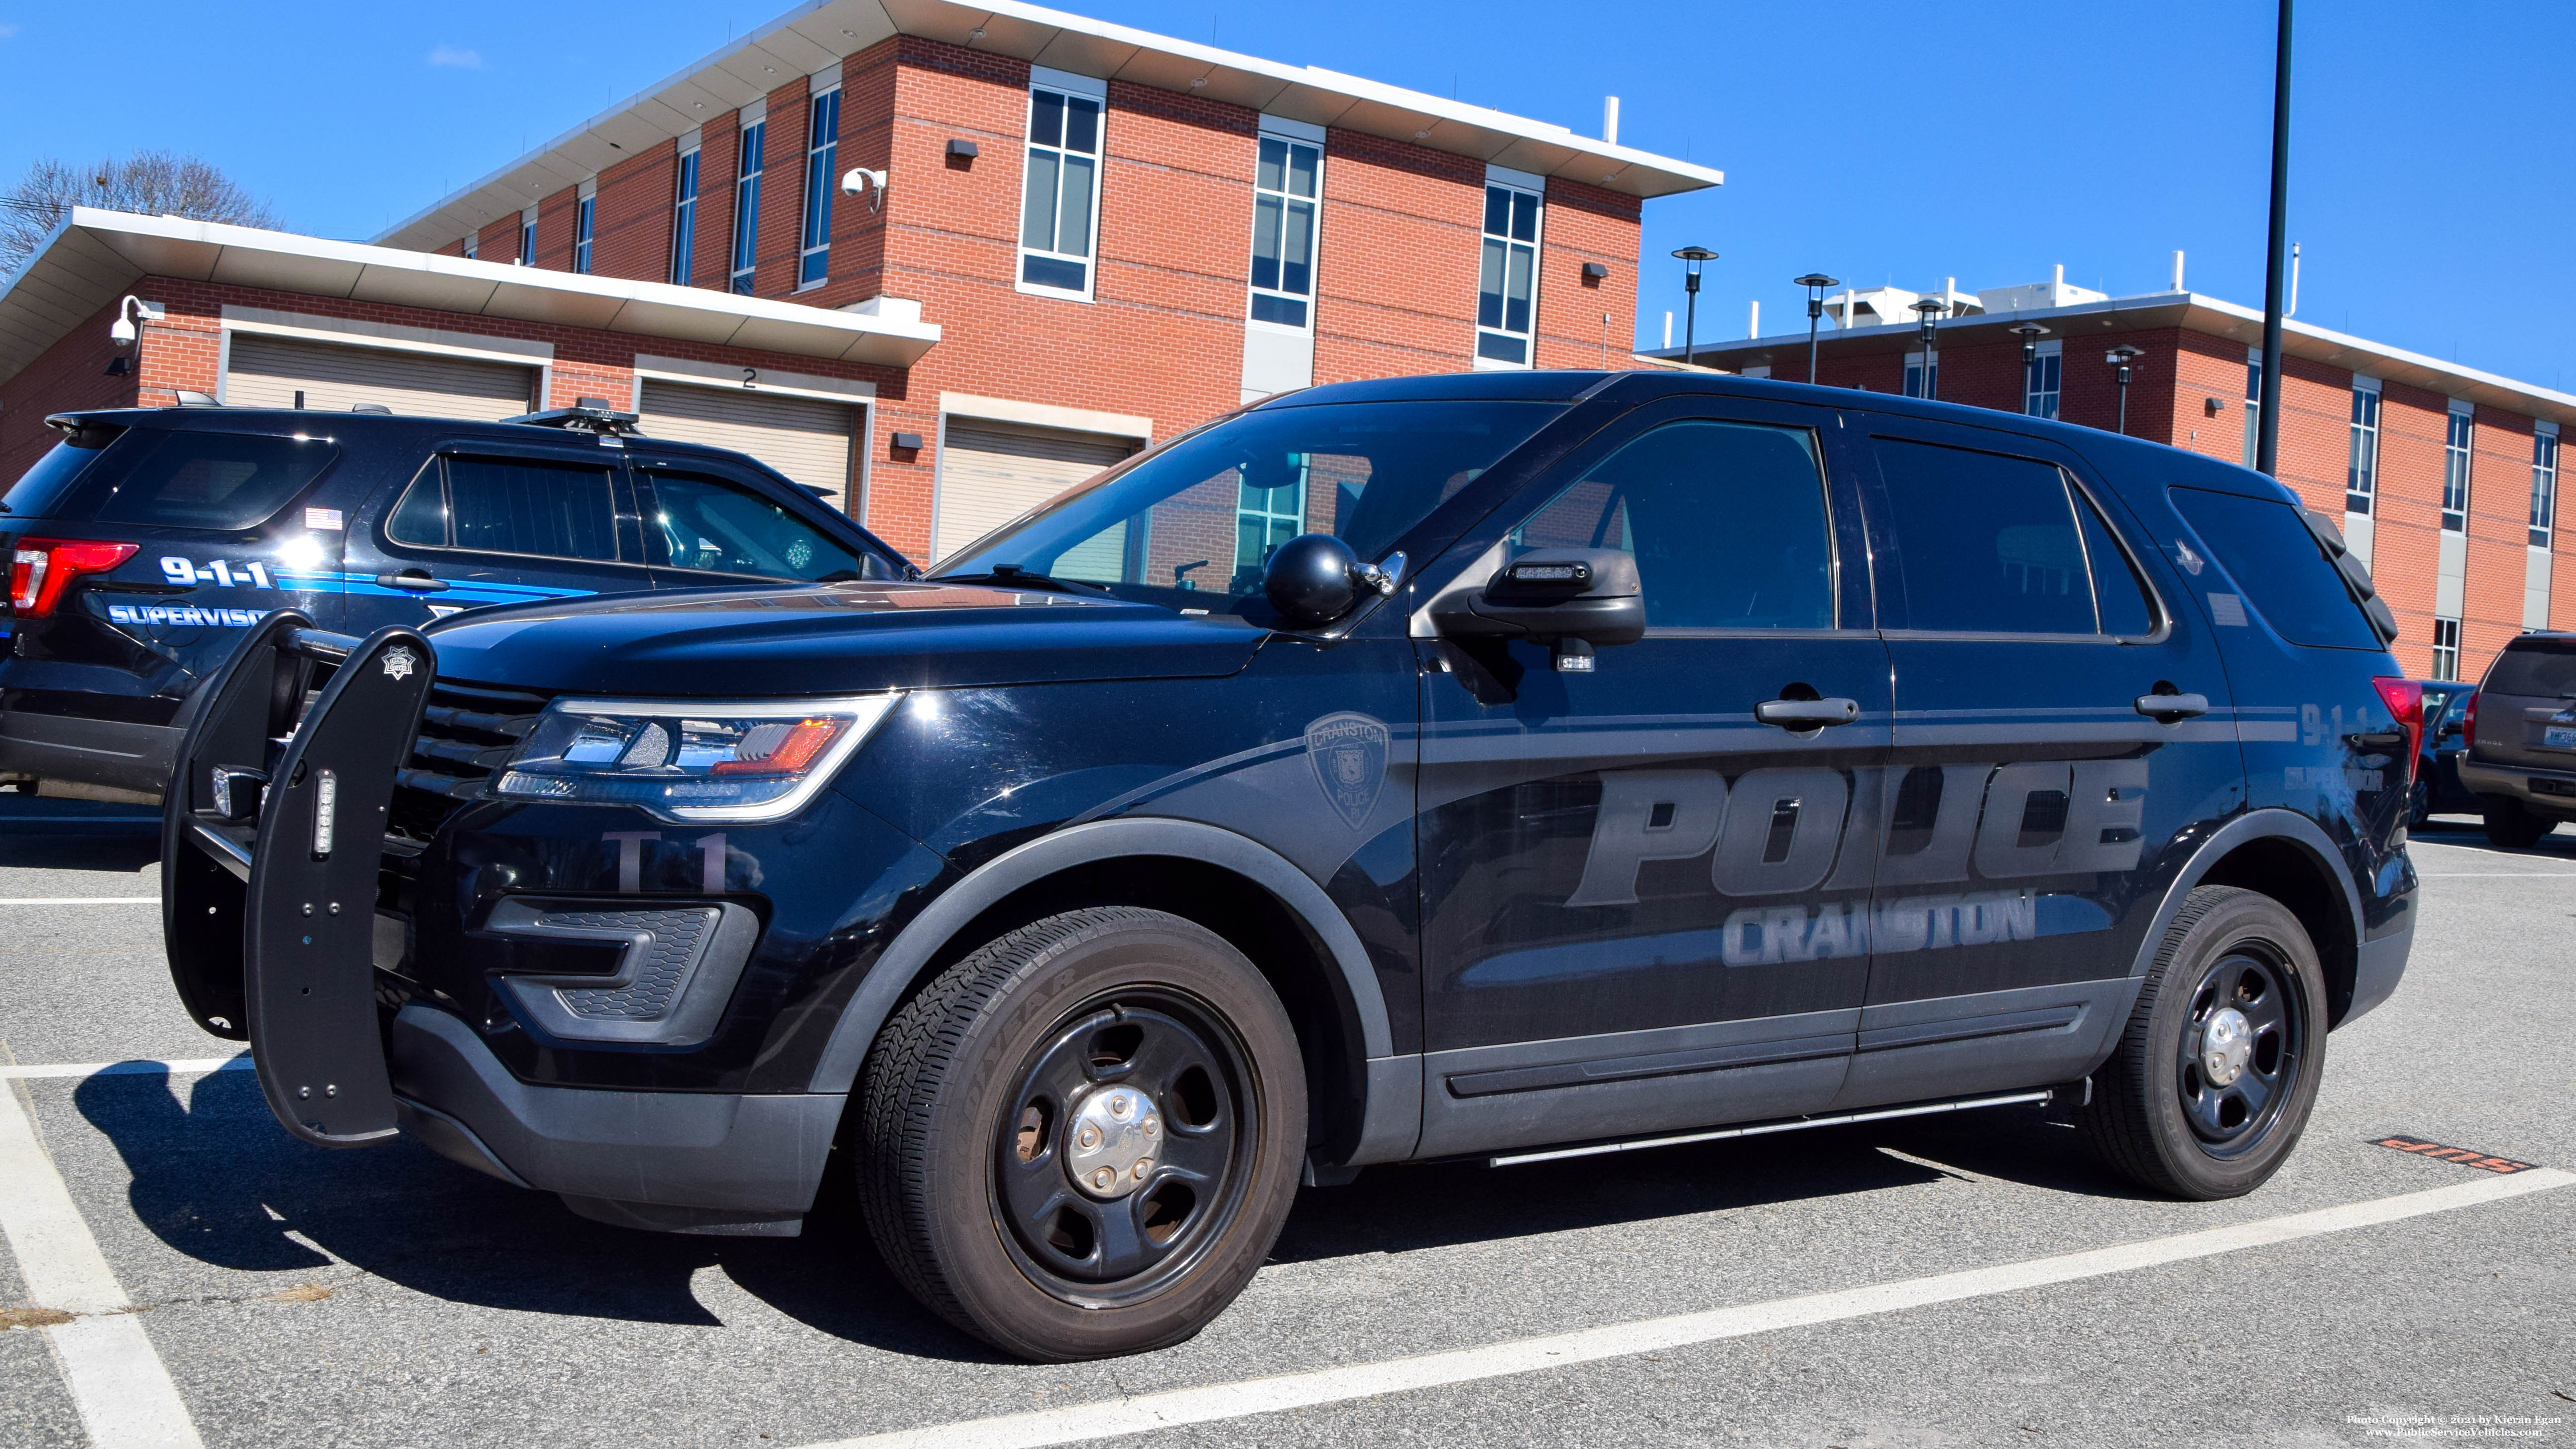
[934,399,1565,614]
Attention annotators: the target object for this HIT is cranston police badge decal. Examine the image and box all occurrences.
[381,646,417,682]
[1304,712,1388,829]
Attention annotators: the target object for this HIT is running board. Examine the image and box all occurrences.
[1487,1089,2056,1168]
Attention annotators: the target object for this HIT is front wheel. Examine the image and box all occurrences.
[2080,886,2326,1199]
[855,907,1306,1360]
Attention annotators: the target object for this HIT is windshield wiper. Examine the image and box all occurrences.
[931,563,1117,599]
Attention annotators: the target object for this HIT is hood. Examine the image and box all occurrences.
[421,581,1267,696]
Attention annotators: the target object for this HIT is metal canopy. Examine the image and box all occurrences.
[0,210,942,386]
[375,0,1724,252]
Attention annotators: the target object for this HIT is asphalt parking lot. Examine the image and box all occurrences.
[3,796,2571,1449]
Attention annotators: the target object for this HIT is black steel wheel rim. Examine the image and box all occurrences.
[988,986,1258,1308]
[2173,942,2306,1158]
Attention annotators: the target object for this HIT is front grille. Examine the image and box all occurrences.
[389,678,549,842]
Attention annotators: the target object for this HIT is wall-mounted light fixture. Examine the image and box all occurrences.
[1581,261,1609,282]
[890,432,924,453]
[946,139,979,163]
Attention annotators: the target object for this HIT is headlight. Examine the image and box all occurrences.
[494,695,900,822]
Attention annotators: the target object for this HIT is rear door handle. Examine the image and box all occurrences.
[2135,692,2210,722]
[1755,697,1861,729]
[376,571,450,593]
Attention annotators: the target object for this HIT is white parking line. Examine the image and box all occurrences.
[0,897,158,906]
[0,1059,249,1081]
[0,1078,204,1448]
[2416,872,2576,878]
[802,1169,2573,1449]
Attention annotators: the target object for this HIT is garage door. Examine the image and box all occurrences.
[639,380,856,506]
[223,334,536,421]
[935,419,1138,563]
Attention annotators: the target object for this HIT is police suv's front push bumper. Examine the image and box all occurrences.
[163,614,831,1234]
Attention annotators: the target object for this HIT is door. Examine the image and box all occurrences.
[1412,396,1891,1158]
[935,419,1137,563]
[632,462,899,587]
[344,447,651,633]
[636,380,859,512]
[224,335,536,421]
[1839,419,2240,1109]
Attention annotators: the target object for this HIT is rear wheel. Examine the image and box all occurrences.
[2482,795,2553,848]
[2081,887,2326,1199]
[855,907,1305,1360]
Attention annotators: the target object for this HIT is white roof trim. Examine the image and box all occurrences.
[0,208,941,387]
[374,0,1722,250]
[221,304,557,364]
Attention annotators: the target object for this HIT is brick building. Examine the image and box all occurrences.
[0,0,1716,573]
[1665,283,2575,685]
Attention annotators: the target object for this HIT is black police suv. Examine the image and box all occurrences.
[2455,632,2576,845]
[2,404,906,800]
[159,370,2420,1361]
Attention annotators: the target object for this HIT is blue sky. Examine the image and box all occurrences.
[2,1,2567,387]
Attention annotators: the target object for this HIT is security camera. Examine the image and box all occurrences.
[840,167,888,211]
[108,295,163,348]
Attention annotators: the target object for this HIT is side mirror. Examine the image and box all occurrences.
[1429,548,1645,670]
[1263,534,1401,628]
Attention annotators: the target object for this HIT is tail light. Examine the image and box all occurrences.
[6,538,138,618]
[2372,677,2423,785]
[2463,690,2480,750]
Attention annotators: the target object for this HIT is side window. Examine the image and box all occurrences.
[2075,488,2157,636]
[385,461,447,546]
[1871,437,2103,635]
[1509,420,1836,630]
[410,456,621,562]
[645,472,872,582]
[2168,486,2380,650]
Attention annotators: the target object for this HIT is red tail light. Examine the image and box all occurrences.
[2463,690,2480,750]
[6,538,138,618]
[2373,677,2423,785]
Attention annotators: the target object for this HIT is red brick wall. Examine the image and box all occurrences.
[1533,179,1641,372]
[2463,408,2535,670]
[1313,129,1484,381]
[2372,381,2453,675]
[691,112,740,290]
[593,138,680,284]
[533,187,577,271]
[0,299,145,483]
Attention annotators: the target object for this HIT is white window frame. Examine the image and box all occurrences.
[2346,374,2380,515]
[1247,117,1324,335]
[2444,399,2474,534]
[2241,347,2263,469]
[461,233,477,262]
[1017,68,1108,303]
[2533,420,2560,550]
[799,71,842,290]
[1474,165,1545,370]
[1904,350,1939,400]
[2023,339,2061,419]
[518,206,538,268]
[670,133,701,286]
[2431,616,2461,682]
[731,100,768,296]
[573,179,596,275]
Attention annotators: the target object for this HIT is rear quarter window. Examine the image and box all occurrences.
[2168,485,2379,650]
[2483,639,2576,699]
[0,435,115,520]
[80,429,341,531]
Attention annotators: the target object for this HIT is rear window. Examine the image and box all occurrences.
[37,428,340,531]
[0,433,118,520]
[2483,638,2576,699]
[2168,486,2379,650]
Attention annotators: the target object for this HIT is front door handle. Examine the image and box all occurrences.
[377,571,450,593]
[2135,692,2210,722]
[1755,697,1861,729]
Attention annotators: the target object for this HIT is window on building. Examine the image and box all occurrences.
[2432,616,2461,681]
[670,146,700,286]
[731,118,767,295]
[2023,343,2061,419]
[573,192,595,274]
[2444,404,2473,533]
[800,85,840,287]
[1231,461,1307,594]
[2347,377,2380,515]
[1475,180,1542,366]
[1248,133,1320,329]
[2241,355,2262,469]
[519,211,537,267]
[1903,350,1939,401]
[1021,78,1104,297]
[2533,424,2560,549]
[462,234,478,262]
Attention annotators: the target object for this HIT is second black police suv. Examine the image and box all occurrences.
[160,369,2421,1361]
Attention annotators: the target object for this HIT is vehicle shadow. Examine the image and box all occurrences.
[70,1064,1000,1362]
[2407,818,2576,859]
[0,824,159,873]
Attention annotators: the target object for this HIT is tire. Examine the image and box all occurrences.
[855,907,1306,1360]
[2407,778,2431,830]
[2080,886,2327,1200]
[2482,796,2551,849]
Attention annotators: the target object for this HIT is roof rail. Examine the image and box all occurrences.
[501,403,643,437]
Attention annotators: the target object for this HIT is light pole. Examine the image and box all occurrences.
[2256,0,2293,476]
[1795,272,1840,384]
[1672,247,1717,368]
[2012,322,2050,415]
[1911,296,1946,401]
[2107,345,2144,435]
